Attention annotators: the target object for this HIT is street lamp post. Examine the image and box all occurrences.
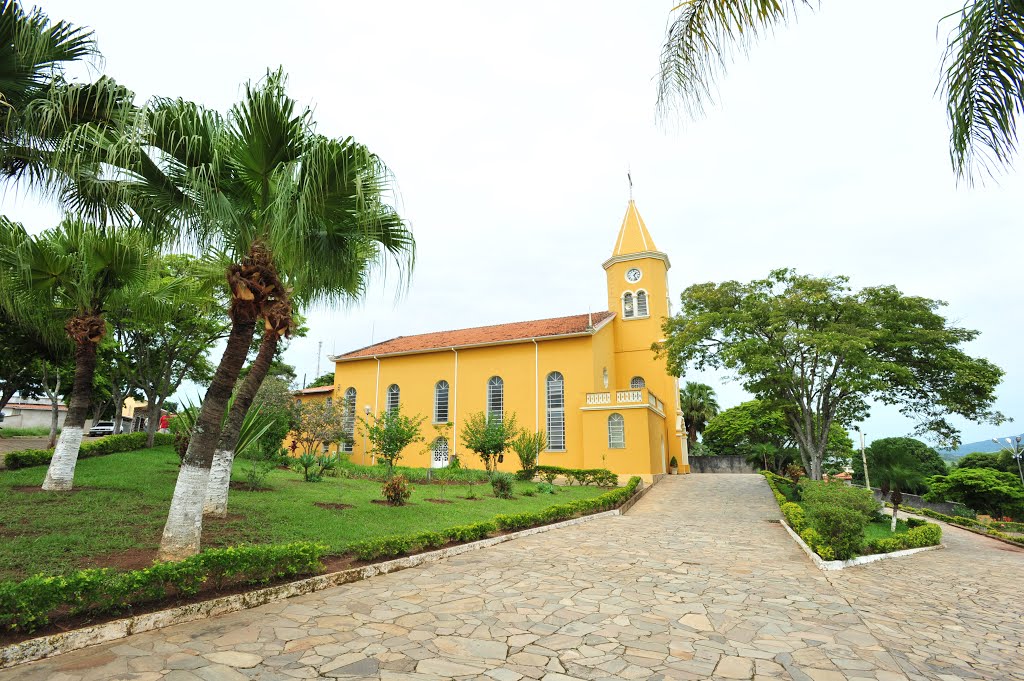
[992,436,1024,486]
[855,426,869,489]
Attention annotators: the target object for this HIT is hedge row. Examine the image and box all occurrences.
[0,542,327,634]
[865,524,942,554]
[3,432,175,469]
[892,503,1024,547]
[339,461,491,484]
[534,465,618,487]
[348,476,642,562]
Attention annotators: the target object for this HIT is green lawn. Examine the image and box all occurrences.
[863,517,911,544]
[0,426,52,438]
[0,446,606,580]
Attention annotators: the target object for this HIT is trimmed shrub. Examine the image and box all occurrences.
[4,433,175,469]
[808,504,867,560]
[781,502,806,533]
[490,472,515,499]
[0,542,325,634]
[865,522,942,554]
[799,479,880,519]
[534,465,617,487]
[381,475,413,505]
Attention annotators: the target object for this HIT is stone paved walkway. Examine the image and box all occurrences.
[2,475,1021,681]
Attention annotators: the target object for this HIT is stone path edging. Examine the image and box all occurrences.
[1,505,630,670]
[780,518,945,571]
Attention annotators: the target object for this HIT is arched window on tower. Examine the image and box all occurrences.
[487,376,504,423]
[630,376,645,390]
[546,372,565,451]
[636,290,648,317]
[386,384,400,413]
[622,291,635,319]
[434,380,449,423]
[341,387,356,452]
[608,413,625,449]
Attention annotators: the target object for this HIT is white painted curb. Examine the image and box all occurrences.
[778,518,944,571]
[1,501,638,669]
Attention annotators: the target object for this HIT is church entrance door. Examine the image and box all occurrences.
[431,438,450,468]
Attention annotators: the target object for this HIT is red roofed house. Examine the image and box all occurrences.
[316,202,687,480]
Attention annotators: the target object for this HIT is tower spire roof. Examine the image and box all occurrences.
[612,200,658,256]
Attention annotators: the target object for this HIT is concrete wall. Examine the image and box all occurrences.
[689,455,758,474]
[0,406,66,430]
[872,488,967,516]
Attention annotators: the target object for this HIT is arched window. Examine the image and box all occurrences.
[487,376,504,423]
[630,376,646,390]
[434,380,449,423]
[636,290,649,317]
[325,396,333,407]
[386,384,400,413]
[341,387,356,452]
[608,413,625,449]
[622,291,635,318]
[431,437,450,468]
[546,371,565,451]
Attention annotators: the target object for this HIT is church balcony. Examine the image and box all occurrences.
[584,389,665,413]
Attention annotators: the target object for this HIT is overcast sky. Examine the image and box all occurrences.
[3,1,1021,448]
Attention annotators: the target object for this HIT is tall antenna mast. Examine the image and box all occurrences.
[627,168,633,200]
[316,340,322,378]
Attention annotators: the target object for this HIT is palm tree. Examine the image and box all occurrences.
[679,381,720,448]
[88,70,413,558]
[658,1,1024,182]
[871,447,928,531]
[0,218,159,490]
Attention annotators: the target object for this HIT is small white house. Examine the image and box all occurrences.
[0,400,67,430]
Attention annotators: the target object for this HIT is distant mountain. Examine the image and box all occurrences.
[938,433,1024,462]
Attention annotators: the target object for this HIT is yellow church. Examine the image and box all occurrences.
[302,201,689,480]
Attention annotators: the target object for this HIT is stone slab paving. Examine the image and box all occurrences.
[2,475,1021,681]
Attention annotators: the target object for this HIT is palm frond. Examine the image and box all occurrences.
[941,0,1024,182]
[657,0,815,117]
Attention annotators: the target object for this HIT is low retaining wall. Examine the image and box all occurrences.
[689,455,758,474]
[872,489,966,516]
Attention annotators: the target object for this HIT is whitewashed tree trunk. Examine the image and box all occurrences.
[204,448,235,517]
[42,426,83,491]
[890,507,899,532]
[159,463,212,561]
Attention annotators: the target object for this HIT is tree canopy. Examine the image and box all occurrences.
[926,467,1024,519]
[852,437,948,494]
[678,382,719,447]
[659,269,1004,479]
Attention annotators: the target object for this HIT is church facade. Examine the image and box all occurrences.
[308,201,689,480]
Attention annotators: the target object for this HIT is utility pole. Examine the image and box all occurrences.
[858,428,870,489]
[316,340,322,379]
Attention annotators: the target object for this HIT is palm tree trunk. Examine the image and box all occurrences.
[205,330,278,517]
[42,338,98,491]
[686,424,697,448]
[158,317,256,560]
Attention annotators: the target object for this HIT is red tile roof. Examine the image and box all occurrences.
[335,311,615,361]
[296,385,335,395]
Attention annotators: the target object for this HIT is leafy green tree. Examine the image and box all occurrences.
[461,411,521,473]
[657,0,1024,182]
[955,451,1013,473]
[0,218,164,491]
[852,437,947,492]
[511,429,546,480]
[112,255,226,447]
[244,375,296,461]
[306,373,335,389]
[291,398,346,457]
[359,404,425,477]
[78,70,415,559]
[926,467,1024,519]
[659,269,1004,479]
[678,381,719,447]
[0,308,52,409]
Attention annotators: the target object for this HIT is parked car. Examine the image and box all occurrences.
[87,421,115,437]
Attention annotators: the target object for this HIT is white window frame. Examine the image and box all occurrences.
[386,383,400,413]
[635,289,649,317]
[608,413,625,449]
[487,376,504,423]
[434,380,449,424]
[341,387,356,452]
[546,371,565,452]
[622,291,635,319]
[630,376,645,390]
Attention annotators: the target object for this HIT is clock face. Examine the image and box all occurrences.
[625,267,642,283]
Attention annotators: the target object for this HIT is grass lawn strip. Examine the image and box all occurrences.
[0,445,610,581]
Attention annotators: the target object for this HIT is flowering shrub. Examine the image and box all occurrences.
[381,474,413,505]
